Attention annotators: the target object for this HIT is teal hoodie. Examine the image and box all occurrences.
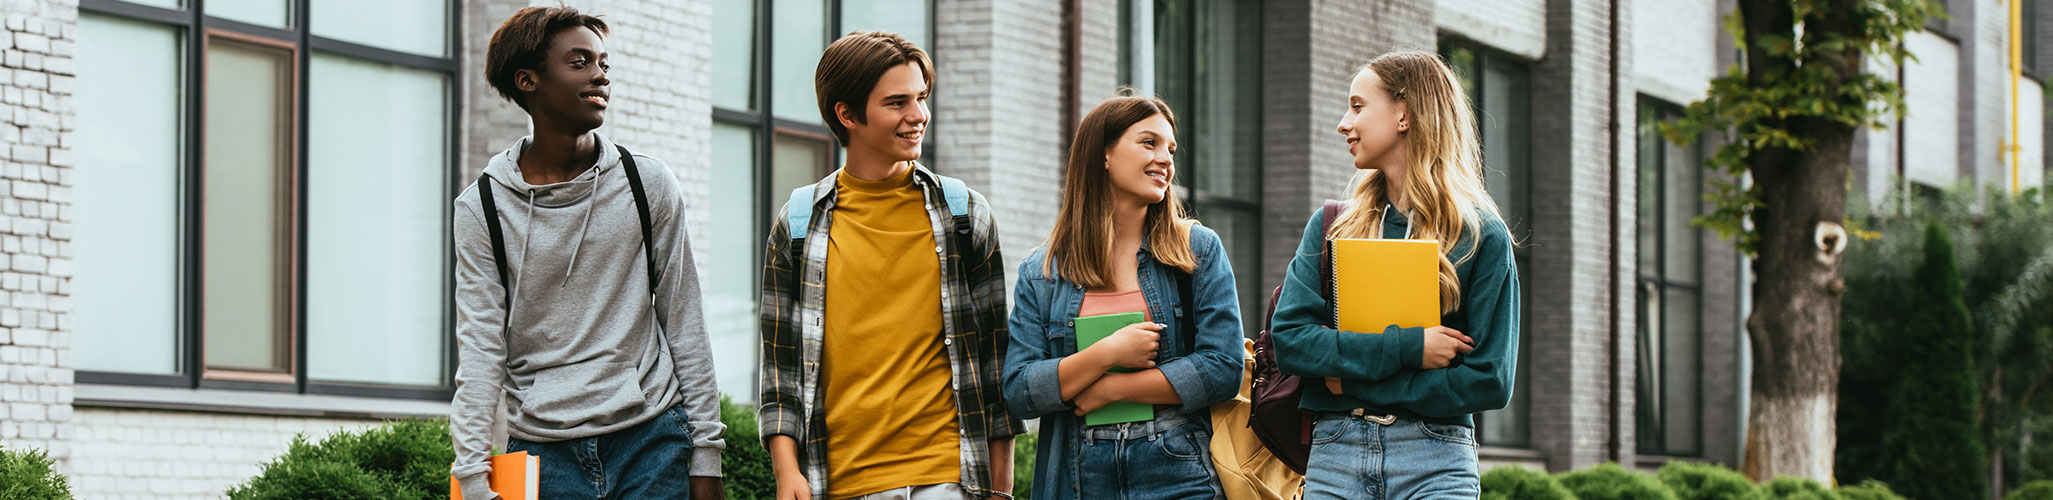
[1270,203,1521,427]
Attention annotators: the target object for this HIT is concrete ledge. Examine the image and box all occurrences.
[75,383,450,420]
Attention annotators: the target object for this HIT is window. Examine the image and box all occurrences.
[77,0,456,398]
[1132,0,1264,336]
[1442,39,1535,449]
[1635,99,1705,456]
[709,0,939,398]
[2025,0,2040,77]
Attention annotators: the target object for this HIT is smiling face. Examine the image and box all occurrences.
[838,62,930,163]
[516,26,610,133]
[1336,68,1409,171]
[1103,113,1177,205]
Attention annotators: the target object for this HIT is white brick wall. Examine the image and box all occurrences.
[1436,0,1546,59]
[67,408,378,500]
[1630,0,1716,105]
[1905,31,1962,188]
[936,0,1068,283]
[2014,76,2044,191]
[1969,0,2011,190]
[0,0,75,473]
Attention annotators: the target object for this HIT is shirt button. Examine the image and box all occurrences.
[944,337,953,346]
[935,245,944,253]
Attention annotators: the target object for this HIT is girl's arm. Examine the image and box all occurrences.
[1335,227,1521,418]
[1271,209,1436,382]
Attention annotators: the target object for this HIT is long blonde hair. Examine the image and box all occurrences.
[1044,95,1197,288]
[1328,51,1503,315]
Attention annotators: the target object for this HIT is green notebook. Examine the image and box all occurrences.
[1074,311,1156,426]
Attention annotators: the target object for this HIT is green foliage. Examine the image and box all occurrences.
[721,395,774,500]
[1013,432,1038,499]
[226,419,454,500]
[1557,463,1678,500]
[1660,461,1766,500]
[1835,480,1909,500]
[1661,0,1938,253]
[1871,224,1986,500]
[0,447,72,500]
[2007,480,2053,500]
[1481,466,1575,500]
[1764,477,1839,500]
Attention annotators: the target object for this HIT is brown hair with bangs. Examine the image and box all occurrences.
[814,30,934,146]
[1043,93,1197,288]
[486,6,609,111]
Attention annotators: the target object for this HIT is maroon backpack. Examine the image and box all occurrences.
[1249,199,1344,475]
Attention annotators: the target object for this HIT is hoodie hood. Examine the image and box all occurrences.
[482,132,623,208]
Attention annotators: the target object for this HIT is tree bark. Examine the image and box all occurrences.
[1736,0,1853,484]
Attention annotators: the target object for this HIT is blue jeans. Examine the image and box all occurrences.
[1075,413,1224,500]
[508,404,698,500]
[1302,411,1480,500]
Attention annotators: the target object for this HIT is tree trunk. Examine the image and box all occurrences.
[1734,0,1856,483]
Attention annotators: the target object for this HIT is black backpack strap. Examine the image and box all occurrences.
[618,145,659,296]
[478,175,512,309]
[1320,200,1344,326]
[1176,261,1197,357]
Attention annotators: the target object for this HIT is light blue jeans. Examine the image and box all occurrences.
[1302,410,1480,500]
[1075,413,1225,500]
[507,404,699,500]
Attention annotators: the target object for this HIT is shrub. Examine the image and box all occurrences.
[721,396,774,500]
[1835,480,1909,500]
[1763,477,1838,500]
[1659,462,1763,500]
[1557,463,1677,500]
[226,419,454,500]
[1014,432,1038,499]
[0,447,72,500]
[1481,466,1574,500]
[2007,480,2053,500]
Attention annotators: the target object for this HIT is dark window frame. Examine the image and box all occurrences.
[76,0,463,402]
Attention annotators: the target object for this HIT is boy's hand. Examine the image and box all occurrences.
[774,470,810,500]
[691,477,726,500]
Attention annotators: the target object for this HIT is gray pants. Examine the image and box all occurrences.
[842,483,972,500]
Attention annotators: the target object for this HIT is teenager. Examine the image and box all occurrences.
[757,30,1023,500]
[449,7,726,500]
[1001,95,1244,500]
[1268,51,1522,499]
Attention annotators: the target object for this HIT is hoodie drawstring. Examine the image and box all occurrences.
[563,192,596,283]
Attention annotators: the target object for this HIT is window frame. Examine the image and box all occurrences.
[75,0,463,403]
[1633,97,1708,458]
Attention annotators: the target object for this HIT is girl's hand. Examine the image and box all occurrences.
[1090,322,1164,370]
[1421,326,1474,369]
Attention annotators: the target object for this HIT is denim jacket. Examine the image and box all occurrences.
[1001,223,1245,500]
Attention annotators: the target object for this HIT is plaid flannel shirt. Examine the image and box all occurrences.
[757,164,1027,498]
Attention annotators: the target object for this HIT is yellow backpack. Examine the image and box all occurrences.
[1209,339,1306,500]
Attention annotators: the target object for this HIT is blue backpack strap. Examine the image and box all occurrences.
[785,184,818,240]
[935,174,971,236]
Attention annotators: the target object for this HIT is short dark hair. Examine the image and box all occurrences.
[814,31,934,145]
[486,6,609,111]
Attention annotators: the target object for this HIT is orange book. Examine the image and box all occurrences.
[448,451,539,500]
[1330,238,1442,333]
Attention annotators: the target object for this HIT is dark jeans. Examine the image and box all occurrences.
[508,404,698,499]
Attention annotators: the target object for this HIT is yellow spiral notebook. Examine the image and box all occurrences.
[1330,238,1442,333]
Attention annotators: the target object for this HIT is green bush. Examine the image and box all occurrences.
[1835,480,1908,500]
[721,396,774,500]
[1481,466,1574,500]
[1659,462,1763,500]
[1879,224,1987,500]
[1557,463,1677,500]
[226,418,454,500]
[0,447,72,500]
[1013,432,1038,499]
[2007,480,2053,500]
[1763,477,1838,500]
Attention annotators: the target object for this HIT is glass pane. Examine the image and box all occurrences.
[203,38,294,374]
[1663,288,1703,454]
[310,0,449,58]
[123,0,182,8]
[714,0,758,110]
[708,122,759,397]
[306,53,449,386]
[1633,280,1663,452]
[76,14,183,375]
[207,0,290,29]
[1636,103,1661,278]
[1192,0,1262,201]
[1664,136,1700,284]
[772,0,827,123]
[1482,57,1532,239]
[773,134,831,195]
[1480,256,1533,446]
[840,0,929,49]
[1197,207,1259,337]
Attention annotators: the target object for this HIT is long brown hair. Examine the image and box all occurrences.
[1043,94,1196,288]
[1328,51,1503,315]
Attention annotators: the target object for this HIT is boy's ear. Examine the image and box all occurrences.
[515,68,540,93]
[834,101,864,131]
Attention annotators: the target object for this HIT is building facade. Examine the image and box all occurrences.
[16,0,2046,498]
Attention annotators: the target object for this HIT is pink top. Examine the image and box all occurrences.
[1079,289,1151,321]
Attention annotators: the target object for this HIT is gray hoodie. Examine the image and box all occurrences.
[450,134,725,499]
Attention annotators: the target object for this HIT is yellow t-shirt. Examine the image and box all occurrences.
[821,167,961,498]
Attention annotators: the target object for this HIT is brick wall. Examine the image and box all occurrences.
[68,408,377,500]
[1437,0,1546,59]
[0,0,75,476]
[1630,0,1715,106]
[935,0,1067,283]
